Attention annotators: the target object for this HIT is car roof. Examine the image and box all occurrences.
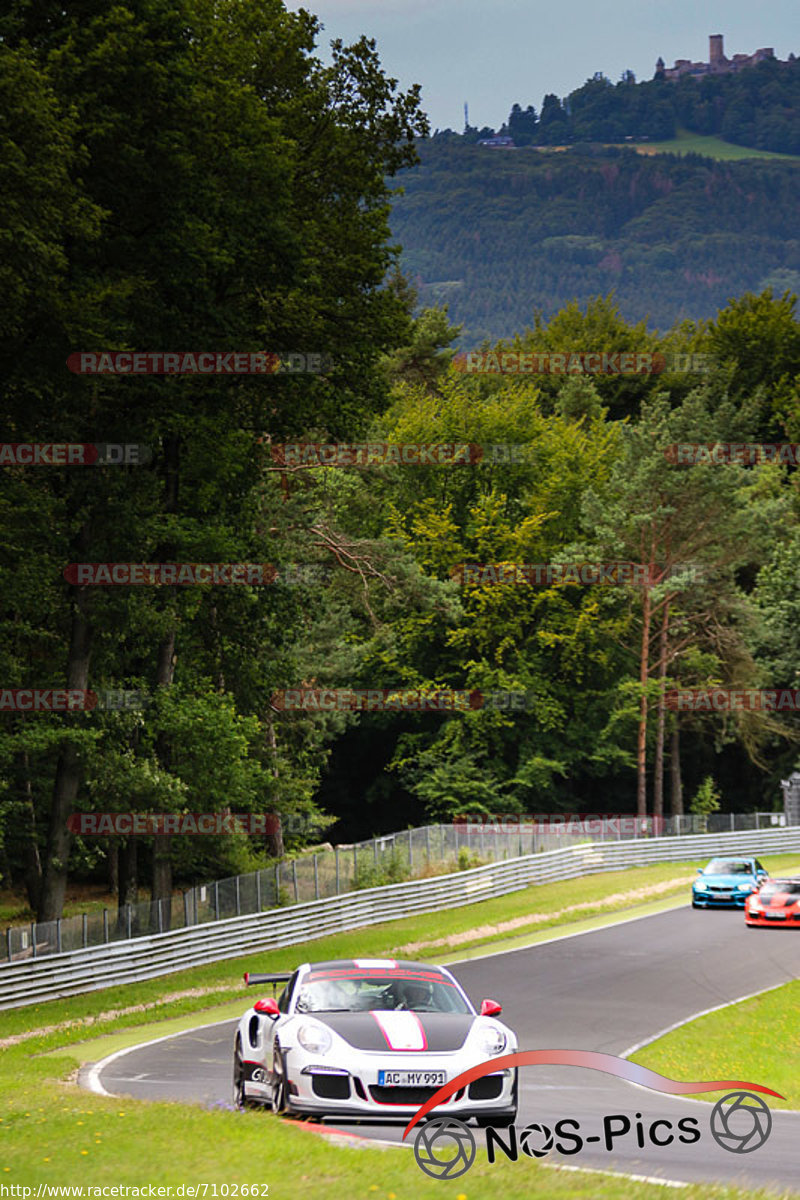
[304,958,450,975]
[707,857,754,864]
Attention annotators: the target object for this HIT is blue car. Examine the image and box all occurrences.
[692,857,769,908]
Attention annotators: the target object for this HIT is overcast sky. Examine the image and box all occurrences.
[285,0,798,132]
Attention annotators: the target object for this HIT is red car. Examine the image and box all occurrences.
[745,877,800,927]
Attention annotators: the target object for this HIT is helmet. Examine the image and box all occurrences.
[396,980,434,1009]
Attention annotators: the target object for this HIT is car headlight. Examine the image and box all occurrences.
[297,1023,332,1055]
[737,883,755,892]
[476,1024,507,1056]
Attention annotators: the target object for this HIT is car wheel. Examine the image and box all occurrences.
[271,1044,288,1115]
[233,1038,251,1110]
[691,901,701,909]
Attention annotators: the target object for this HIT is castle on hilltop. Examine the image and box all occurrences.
[655,34,782,81]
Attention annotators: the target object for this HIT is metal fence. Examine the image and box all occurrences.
[2,823,800,1009]
[1,812,788,965]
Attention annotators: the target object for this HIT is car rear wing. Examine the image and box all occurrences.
[243,971,293,988]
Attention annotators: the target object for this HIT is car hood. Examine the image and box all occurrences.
[314,1011,476,1052]
[753,891,799,907]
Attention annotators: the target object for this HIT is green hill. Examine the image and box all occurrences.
[390,141,800,342]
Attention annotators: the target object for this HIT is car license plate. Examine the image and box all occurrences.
[378,1069,446,1087]
[714,892,732,899]
[765,911,786,919]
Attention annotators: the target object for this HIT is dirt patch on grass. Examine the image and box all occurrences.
[0,984,239,1049]
[392,876,693,954]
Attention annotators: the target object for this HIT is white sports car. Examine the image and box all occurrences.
[232,957,518,1125]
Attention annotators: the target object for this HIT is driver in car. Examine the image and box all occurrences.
[390,979,434,1010]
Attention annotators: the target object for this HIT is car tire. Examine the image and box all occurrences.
[691,901,701,909]
[271,1044,288,1115]
[233,1038,252,1110]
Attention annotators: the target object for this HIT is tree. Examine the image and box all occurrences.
[0,0,428,921]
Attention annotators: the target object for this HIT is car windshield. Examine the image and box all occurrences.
[759,881,800,896]
[293,971,472,1015]
[705,859,753,875]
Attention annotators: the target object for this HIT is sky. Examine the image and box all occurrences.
[284,0,798,133]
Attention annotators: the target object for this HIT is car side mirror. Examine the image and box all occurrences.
[696,868,703,874]
[254,997,280,1018]
[480,999,502,1017]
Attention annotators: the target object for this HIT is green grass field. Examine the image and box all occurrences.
[629,128,800,161]
[635,978,800,1110]
[5,853,800,1197]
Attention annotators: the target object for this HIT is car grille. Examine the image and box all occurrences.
[468,1076,503,1100]
[369,1086,441,1105]
[311,1075,351,1100]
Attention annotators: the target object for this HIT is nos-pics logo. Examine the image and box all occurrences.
[403,1051,780,1181]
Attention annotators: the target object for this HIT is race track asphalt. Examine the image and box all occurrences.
[91,904,800,1191]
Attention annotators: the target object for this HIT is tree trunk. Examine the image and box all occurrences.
[150,434,180,928]
[670,725,684,817]
[265,715,284,858]
[652,603,670,822]
[117,838,138,932]
[636,583,652,818]
[38,573,92,922]
[107,841,119,896]
[20,751,43,911]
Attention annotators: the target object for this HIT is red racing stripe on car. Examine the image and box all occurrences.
[370,1010,427,1051]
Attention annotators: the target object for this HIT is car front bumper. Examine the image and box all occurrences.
[745,909,800,926]
[692,891,752,907]
[247,1052,517,1122]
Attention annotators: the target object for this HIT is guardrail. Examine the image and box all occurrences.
[4,812,785,965]
[2,825,800,1010]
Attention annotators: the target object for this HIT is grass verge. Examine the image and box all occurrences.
[634,978,800,1110]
